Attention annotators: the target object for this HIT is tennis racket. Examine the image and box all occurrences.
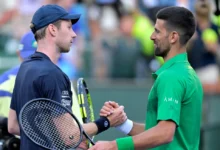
[19,98,95,150]
[77,78,95,124]
[77,78,95,147]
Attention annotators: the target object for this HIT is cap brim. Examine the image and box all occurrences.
[62,14,81,25]
[20,51,35,59]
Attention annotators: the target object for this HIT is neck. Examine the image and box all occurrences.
[163,45,186,62]
[36,39,60,64]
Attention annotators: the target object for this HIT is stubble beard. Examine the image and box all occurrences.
[154,45,170,58]
[59,46,70,53]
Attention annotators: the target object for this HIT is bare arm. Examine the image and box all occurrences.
[132,120,176,149]
[128,122,145,136]
[88,120,176,150]
[8,109,20,135]
[82,122,98,136]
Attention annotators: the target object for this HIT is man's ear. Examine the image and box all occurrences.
[169,31,179,44]
[47,24,57,37]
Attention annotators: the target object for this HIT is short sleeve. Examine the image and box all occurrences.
[156,71,185,126]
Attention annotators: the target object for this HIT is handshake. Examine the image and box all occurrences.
[100,101,127,127]
[78,101,133,150]
[99,101,133,135]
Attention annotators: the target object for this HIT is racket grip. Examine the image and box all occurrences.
[83,131,95,146]
[90,139,95,145]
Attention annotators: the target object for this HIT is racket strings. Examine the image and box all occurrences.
[21,100,82,149]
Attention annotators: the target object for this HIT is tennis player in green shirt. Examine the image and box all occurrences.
[89,6,203,150]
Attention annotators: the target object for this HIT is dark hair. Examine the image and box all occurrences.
[156,6,196,45]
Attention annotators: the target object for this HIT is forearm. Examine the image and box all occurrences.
[8,123,20,136]
[8,109,20,136]
[132,122,174,149]
[116,121,175,150]
[82,122,98,136]
[128,122,145,136]
[83,117,112,137]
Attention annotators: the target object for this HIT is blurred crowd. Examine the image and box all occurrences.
[1,0,220,93]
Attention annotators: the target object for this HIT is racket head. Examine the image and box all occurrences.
[77,78,95,123]
[19,98,83,150]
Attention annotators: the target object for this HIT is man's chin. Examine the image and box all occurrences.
[154,48,162,57]
[61,49,70,53]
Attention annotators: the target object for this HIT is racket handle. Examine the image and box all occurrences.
[83,131,95,145]
[90,139,95,145]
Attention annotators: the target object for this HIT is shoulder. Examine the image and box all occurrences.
[157,69,182,81]
[157,63,196,86]
[34,71,57,83]
[156,69,186,88]
[33,70,66,89]
[23,59,59,77]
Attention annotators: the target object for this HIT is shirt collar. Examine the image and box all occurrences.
[30,52,51,61]
[152,52,188,79]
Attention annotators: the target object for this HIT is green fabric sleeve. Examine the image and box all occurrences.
[156,71,185,126]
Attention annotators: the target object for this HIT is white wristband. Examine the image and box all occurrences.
[115,119,133,135]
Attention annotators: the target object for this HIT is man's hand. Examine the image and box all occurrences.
[88,141,118,150]
[99,101,127,127]
[100,101,119,117]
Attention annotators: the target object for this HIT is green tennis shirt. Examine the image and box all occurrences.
[146,53,203,150]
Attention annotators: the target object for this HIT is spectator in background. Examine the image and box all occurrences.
[0,31,36,117]
[0,0,18,53]
[68,0,91,78]
[138,0,173,23]
[11,0,45,43]
[0,0,17,28]
[188,0,220,93]
[132,8,162,77]
[82,5,109,79]
[70,0,91,40]
[79,1,122,79]
[138,0,194,23]
[139,0,196,22]
[103,12,142,78]
[96,0,122,34]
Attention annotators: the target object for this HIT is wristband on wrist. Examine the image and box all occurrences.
[94,117,110,134]
[115,119,133,135]
[116,136,134,150]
